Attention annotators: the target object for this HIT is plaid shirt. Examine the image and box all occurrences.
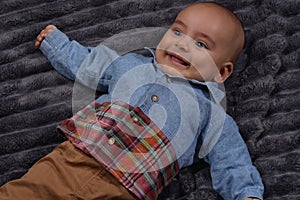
[57,101,179,200]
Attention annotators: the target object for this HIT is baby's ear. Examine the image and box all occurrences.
[213,62,233,83]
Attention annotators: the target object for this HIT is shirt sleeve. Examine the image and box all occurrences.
[40,29,93,81]
[203,115,264,200]
[39,29,120,92]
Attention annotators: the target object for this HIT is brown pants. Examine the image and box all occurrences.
[0,141,137,200]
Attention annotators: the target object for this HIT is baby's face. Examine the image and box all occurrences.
[156,3,243,83]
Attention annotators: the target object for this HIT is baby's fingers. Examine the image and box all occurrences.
[35,30,47,48]
[43,25,57,36]
[35,35,43,48]
[35,25,57,48]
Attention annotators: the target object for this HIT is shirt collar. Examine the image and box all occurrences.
[144,47,225,104]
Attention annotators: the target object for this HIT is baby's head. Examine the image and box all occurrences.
[156,2,244,83]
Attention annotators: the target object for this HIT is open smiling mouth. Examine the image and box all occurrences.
[167,52,191,69]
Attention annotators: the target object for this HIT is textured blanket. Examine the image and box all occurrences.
[0,0,299,199]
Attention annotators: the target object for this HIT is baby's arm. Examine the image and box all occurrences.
[35,25,95,82]
[35,25,119,92]
[203,115,264,200]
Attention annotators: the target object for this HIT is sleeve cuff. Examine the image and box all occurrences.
[40,29,70,56]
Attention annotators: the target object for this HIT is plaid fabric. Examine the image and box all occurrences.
[57,101,179,200]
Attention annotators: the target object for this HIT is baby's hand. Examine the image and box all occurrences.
[35,25,57,48]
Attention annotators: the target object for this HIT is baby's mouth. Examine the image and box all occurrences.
[167,52,190,69]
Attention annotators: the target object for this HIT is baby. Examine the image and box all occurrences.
[1,2,264,200]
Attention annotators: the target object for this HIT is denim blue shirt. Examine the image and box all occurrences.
[40,29,264,200]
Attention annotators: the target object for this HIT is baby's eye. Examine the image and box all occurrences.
[196,41,208,49]
[173,29,181,36]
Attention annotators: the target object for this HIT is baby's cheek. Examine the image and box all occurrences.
[193,52,219,70]
[157,33,175,49]
[191,63,218,82]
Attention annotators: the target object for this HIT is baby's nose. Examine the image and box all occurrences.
[175,35,192,52]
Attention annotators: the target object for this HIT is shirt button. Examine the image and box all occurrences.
[166,77,172,83]
[151,95,159,102]
[108,137,115,145]
[132,116,139,123]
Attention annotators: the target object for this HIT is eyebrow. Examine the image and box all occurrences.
[173,20,216,48]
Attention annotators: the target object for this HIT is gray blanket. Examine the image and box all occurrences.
[0,0,299,199]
